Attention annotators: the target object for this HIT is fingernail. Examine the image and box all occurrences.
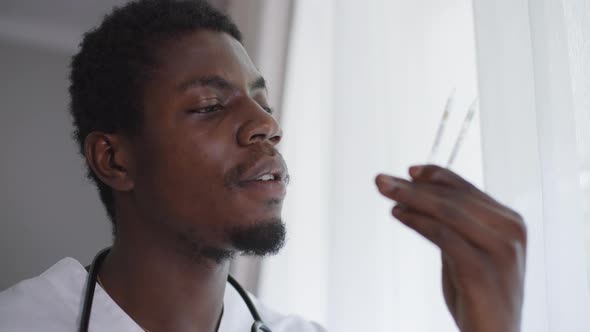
[409,166,423,177]
[378,175,400,190]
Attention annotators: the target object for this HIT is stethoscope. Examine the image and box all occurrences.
[78,248,272,332]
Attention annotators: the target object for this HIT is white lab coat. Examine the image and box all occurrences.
[0,258,325,332]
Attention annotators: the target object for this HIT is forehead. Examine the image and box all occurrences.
[151,30,259,89]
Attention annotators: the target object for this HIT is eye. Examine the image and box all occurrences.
[189,104,224,114]
[262,106,274,114]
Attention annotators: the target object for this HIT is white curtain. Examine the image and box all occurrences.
[564,0,590,287]
[259,0,590,331]
[473,0,590,331]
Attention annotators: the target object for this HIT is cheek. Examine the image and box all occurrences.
[134,131,235,224]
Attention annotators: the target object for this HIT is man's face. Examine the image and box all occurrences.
[127,31,288,258]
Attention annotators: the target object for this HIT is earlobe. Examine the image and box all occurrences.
[84,132,135,192]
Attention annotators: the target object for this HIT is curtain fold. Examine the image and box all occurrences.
[473,0,590,330]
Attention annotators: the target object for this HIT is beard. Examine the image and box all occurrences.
[230,218,286,256]
[178,218,287,264]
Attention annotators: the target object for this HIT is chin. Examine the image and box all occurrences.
[229,217,286,256]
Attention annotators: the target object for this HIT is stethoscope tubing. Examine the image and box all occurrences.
[78,247,109,332]
[78,248,271,332]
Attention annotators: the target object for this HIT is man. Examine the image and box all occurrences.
[0,1,527,331]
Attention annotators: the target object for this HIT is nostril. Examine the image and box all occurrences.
[270,135,281,144]
[248,133,267,144]
[237,110,282,146]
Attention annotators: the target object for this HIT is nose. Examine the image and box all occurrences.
[237,101,282,147]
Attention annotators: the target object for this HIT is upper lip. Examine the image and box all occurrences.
[240,157,288,184]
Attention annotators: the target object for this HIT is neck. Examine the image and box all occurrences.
[98,224,229,332]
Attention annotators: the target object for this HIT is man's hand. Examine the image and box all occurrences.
[375,165,526,332]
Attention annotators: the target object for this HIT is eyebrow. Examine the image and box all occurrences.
[178,75,267,93]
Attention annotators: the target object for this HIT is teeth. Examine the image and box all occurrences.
[257,174,275,181]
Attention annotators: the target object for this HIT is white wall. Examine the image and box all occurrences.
[0,40,111,290]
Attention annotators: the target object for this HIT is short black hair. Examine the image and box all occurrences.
[69,0,242,226]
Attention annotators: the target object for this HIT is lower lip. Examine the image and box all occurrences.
[238,179,287,199]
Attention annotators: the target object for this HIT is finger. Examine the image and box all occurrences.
[376,174,523,240]
[384,166,524,230]
[409,165,524,222]
[392,205,482,266]
[377,176,502,251]
[441,253,457,316]
[409,164,494,203]
[467,197,527,241]
[399,178,526,238]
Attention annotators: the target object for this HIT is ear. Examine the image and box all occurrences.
[84,132,135,192]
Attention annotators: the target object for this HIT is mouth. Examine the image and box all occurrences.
[238,177,287,200]
[235,158,289,200]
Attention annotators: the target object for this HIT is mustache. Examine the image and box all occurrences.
[223,145,290,187]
